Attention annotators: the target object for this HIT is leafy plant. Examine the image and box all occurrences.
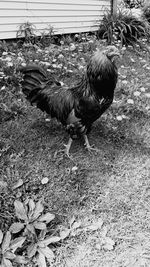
[9,199,55,236]
[124,0,145,8]
[4,198,69,267]
[16,22,36,43]
[39,25,55,47]
[98,9,150,46]
[0,230,26,266]
[143,3,150,24]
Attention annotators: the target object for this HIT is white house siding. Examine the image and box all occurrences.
[0,0,111,40]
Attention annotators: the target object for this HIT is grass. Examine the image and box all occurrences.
[0,35,150,266]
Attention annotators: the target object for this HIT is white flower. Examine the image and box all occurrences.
[122,80,128,85]
[140,87,146,92]
[58,54,64,59]
[21,62,26,67]
[145,93,150,98]
[7,62,13,67]
[116,115,123,121]
[133,91,141,97]
[72,166,78,172]
[43,62,51,66]
[127,99,134,104]
[2,51,8,56]
[6,56,12,62]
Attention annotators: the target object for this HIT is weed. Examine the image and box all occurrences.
[143,2,150,24]
[16,22,37,44]
[0,198,66,266]
[98,8,150,46]
[124,0,145,8]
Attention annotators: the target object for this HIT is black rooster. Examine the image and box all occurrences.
[19,46,120,157]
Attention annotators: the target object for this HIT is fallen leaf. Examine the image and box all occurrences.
[127,99,134,104]
[12,179,24,189]
[71,221,82,230]
[85,218,103,231]
[116,116,123,121]
[102,237,115,251]
[60,229,70,240]
[140,87,146,92]
[72,166,78,172]
[41,177,49,184]
[133,91,141,97]
[145,93,150,98]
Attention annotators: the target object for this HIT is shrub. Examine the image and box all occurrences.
[98,9,150,46]
[143,3,150,24]
[124,0,145,8]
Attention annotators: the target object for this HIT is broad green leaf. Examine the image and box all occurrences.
[2,231,11,253]
[0,230,3,244]
[32,200,44,221]
[27,243,37,258]
[39,229,47,240]
[4,251,15,260]
[33,222,46,230]
[14,200,28,221]
[28,199,35,219]
[14,255,27,264]
[60,229,70,240]
[3,258,12,267]
[38,213,55,223]
[36,251,46,267]
[39,246,55,264]
[10,236,26,252]
[9,222,24,233]
[39,236,61,246]
[26,223,36,235]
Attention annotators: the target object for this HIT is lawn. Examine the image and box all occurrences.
[0,35,150,266]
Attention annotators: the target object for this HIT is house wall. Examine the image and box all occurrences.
[0,0,110,40]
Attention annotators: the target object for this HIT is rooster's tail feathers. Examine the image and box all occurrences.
[19,64,60,98]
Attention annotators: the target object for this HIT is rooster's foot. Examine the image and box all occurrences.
[83,135,100,153]
[54,138,73,159]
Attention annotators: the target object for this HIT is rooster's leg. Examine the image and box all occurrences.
[63,137,73,157]
[83,135,99,153]
[55,137,73,159]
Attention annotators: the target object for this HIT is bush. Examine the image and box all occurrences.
[98,9,150,46]
[143,3,150,24]
[124,0,145,8]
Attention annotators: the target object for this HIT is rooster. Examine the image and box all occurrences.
[19,46,120,157]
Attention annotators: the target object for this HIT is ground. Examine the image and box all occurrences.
[0,36,150,266]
